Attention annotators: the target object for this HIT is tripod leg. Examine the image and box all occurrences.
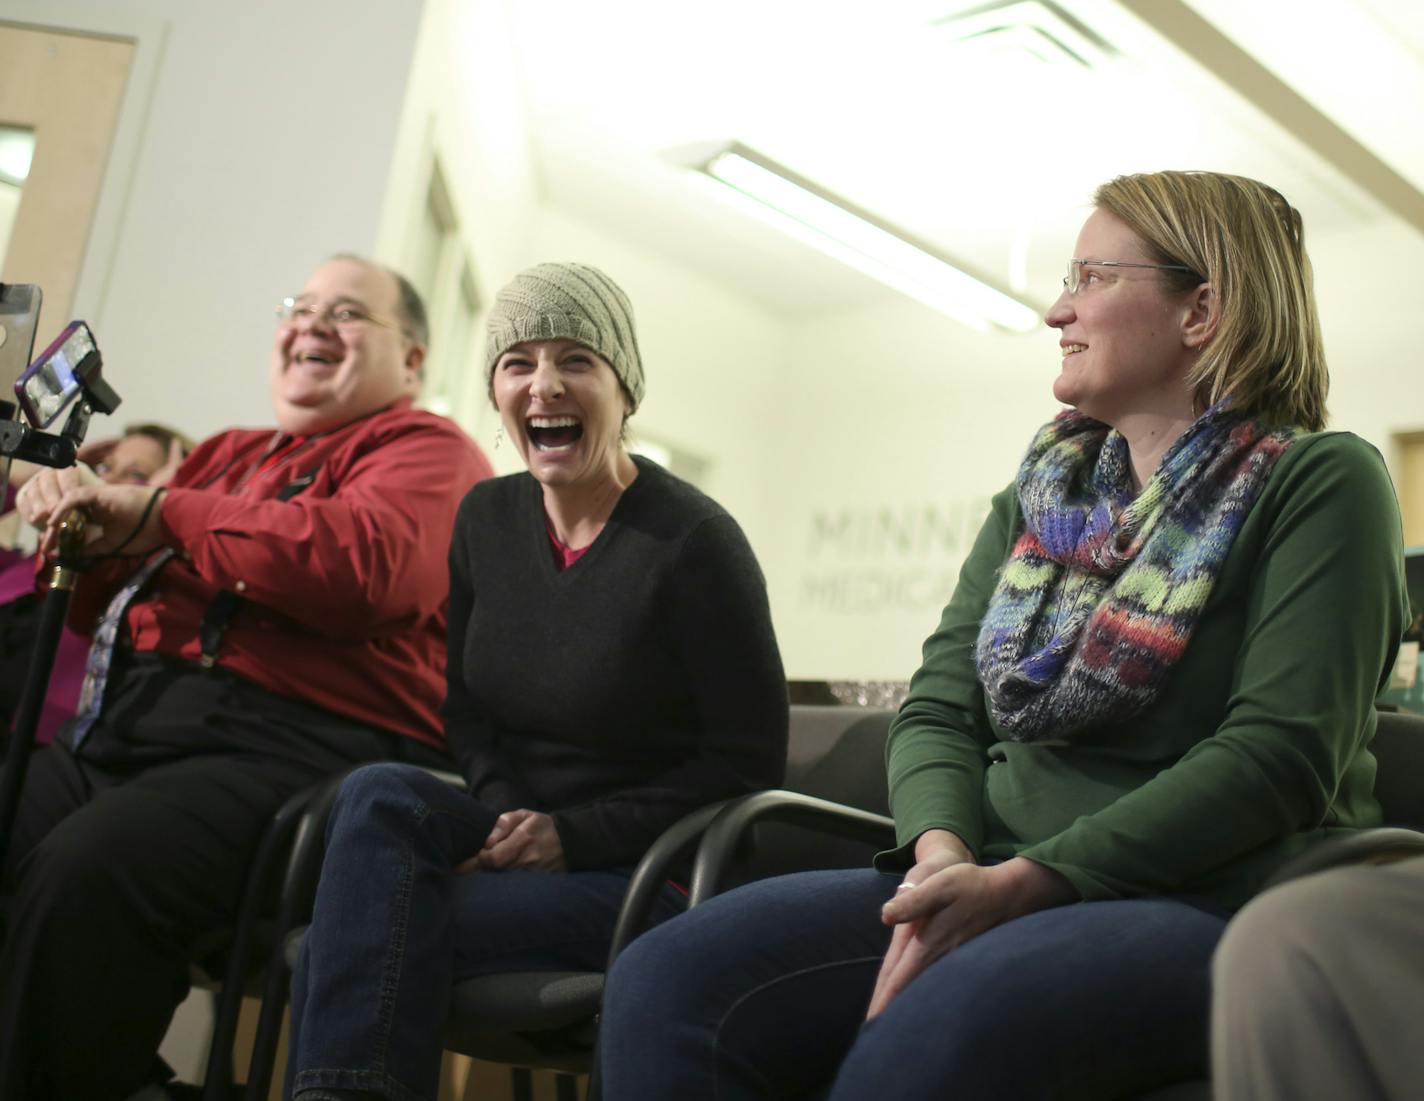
[0,584,73,868]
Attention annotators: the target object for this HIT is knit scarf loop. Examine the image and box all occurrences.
[975,406,1300,742]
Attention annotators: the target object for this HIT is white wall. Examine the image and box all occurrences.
[755,300,1055,679]
[1309,218,1424,457]
[3,0,425,440]
[375,0,536,319]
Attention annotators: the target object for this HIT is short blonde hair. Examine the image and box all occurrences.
[1094,171,1328,431]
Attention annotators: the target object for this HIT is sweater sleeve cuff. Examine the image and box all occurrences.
[550,808,605,871]
[874,823,983,874]
[1014,849,1107,901]
[873,840,917,874]
[467,778,533,815]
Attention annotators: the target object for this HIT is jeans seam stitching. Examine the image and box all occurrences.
[294,1067,425,1101]
[369,799,425,1071]
[711,954,884,1100]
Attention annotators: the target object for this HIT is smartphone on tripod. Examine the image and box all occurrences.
[15,320,98,429]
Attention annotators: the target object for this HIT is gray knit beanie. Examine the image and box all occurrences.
[484,262,645,411]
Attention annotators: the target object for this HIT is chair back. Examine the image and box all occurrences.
[783,705,893,812]
[447,707,896,1091]
[1373,709,1424,830]
[714,704,893,893]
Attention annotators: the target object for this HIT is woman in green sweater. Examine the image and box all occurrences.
[600,171,1408,1100]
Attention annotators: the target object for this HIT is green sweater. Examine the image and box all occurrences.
[879,431,1407,912]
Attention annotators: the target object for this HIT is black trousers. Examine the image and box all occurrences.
[0,652,448,1101]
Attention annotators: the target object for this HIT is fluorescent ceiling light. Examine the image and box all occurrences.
[680,143,1038,333]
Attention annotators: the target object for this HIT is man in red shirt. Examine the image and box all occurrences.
[1,255,493,1101]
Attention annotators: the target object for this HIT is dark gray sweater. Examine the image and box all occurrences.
[442,456,788,869]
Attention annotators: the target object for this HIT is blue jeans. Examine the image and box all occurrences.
[285,763,683,1101]
[600,869,1228,1101]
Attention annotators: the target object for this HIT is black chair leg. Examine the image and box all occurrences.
[510,1067,535,1101]
[206,780,331,1101]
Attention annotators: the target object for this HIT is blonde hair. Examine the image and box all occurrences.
[1093,171,1328,431]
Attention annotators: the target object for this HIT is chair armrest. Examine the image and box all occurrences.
[604,799,732,969]
[1262,827,1424,890]
[688,790,895,907]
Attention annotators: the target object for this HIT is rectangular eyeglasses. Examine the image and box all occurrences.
[1064,259,1195,295]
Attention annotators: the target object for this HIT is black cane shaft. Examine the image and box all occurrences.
[0,508,87,868]
[0,584,75,865]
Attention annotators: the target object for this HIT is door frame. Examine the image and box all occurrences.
[1393,428,1424,549]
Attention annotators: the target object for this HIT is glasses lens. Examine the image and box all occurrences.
[276,300,383,329]
[1065,260,1078,294]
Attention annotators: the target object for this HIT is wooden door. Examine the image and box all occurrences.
[0,22,133,390]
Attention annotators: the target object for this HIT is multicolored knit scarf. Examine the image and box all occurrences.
[975,406,1300,742]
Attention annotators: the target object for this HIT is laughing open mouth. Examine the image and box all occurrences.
[528,415,583,450]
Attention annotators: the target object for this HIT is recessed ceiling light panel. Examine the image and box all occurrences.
[933,0,1116,69]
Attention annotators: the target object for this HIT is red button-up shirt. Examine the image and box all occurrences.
[67,400,492,747]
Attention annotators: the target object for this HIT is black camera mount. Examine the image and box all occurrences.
[0,340,122,472]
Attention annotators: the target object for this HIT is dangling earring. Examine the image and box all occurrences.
[494,425,504,451]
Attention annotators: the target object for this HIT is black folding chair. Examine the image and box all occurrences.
[240,706,897,1101]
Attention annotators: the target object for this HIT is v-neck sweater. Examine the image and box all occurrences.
[443,455,788,870]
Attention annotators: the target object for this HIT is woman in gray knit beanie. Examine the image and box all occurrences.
[284,261,787,1101]
[483,262,648,533]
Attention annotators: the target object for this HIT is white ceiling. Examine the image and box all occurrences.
[508,0,1424,323]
